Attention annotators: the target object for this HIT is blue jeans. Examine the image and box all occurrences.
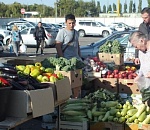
[12,41,20,56]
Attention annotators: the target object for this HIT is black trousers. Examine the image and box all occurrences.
[36,39,44,54]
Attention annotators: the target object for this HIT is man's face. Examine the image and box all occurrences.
[38,23,42,27]
[141,12,150,24]
[131,38,147,52]
[65,19,76,30]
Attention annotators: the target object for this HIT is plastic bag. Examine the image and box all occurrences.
[136,76,150,91]
[19,43,27,53]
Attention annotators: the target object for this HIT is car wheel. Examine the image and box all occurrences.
[102,31,109,37]
[79,30,85,37]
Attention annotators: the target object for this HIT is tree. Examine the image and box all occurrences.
[119,3,122,14]
[103,5,106,13]
[133,2,136,13]
[113,3,117,12]
[138,0,142,13]
[124,1,127,13]
[107,5,112,13]
[96,1,101,16]
[129,0,133,13]
[148,0,150,7]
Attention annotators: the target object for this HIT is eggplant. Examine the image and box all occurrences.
[30,83,50,89]
[8,79,27,90]
[0,73,18,79]
[0,67,17,74]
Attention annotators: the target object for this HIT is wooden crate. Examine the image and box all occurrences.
[90,122,113,130]
[125,123,150,130]
[60,121,88,130]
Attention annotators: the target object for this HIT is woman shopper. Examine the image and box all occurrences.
[9,25,23,56]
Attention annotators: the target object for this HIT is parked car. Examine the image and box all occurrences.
[80,30,136,61]
[0,34,4,43]
[75,20,115,37]
[108,22,136,31]
[4,27,57,47]
[0,41,4,52]
[0,29,11,38]
[6,20,36,31]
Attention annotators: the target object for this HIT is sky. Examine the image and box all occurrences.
[0,0,148,9]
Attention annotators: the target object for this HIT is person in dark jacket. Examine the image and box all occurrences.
[134,7,150,65]
[33,22,47,55]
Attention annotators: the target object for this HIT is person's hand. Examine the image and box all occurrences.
[134,58,140,65]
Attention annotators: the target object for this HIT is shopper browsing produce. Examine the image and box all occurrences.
[134,7,150,65]
[129,31,150,79]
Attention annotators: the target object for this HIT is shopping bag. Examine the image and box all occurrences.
[19,43,27,53]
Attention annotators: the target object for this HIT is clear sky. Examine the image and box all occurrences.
[0,0,148,8]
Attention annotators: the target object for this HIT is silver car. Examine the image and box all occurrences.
[4,27,57,47]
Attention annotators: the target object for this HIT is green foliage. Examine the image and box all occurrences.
[99,40,125,54]
[41,57,85,72]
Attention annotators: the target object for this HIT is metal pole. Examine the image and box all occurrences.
[55,2,57,23]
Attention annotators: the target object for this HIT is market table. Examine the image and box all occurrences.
[0,116,32,130]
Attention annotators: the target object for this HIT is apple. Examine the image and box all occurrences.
[107,75,110,78]
[114,74,118,78]
[107,70,112,75]
[92,57,99,62]
[118,74,123,79]
[122,72,128,78]
[128,74,133,79]
[109,74,114,78]
[113,69,119,74]
[95,67,100,72]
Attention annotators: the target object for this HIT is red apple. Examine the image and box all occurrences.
[107,70,112,75]
[95,67,100,72]
[118,74,123,79]
[113,69,119,74]
[109,74,114,78]
[128,74,133,79]
[114,74,118,78]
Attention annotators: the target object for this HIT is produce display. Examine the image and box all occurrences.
[61,89,150,124]
[99,40,125,54]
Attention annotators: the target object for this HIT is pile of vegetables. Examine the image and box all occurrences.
[61,88,150,124]
[41,57,85,72]
[99,40,125,54]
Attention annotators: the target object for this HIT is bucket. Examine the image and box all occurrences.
[0,87,12,122]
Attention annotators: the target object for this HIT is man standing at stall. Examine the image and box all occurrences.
[134,7,150,65]
[55,14,81,60]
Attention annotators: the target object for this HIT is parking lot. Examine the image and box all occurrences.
[0,36,101,64]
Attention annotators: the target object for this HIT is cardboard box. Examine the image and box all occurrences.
[6,87,54,118]
[94,78,118,93]
[119,79,140,94]
[98,53,109,61]
[7,58,35,65]
[90,122,124,130]
[48,77,72,106]
[55,69,82,88]
[98,53,124,65]
[125,123,150,130]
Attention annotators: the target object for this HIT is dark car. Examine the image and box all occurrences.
[0,34,4,43]
[80,30,136,59]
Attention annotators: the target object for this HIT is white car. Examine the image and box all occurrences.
[75,20,115,37]
[0,29,11,38]
[3,27,57,47]
[108,22,136,31]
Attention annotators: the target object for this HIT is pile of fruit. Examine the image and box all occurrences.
[16,62,64,83]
